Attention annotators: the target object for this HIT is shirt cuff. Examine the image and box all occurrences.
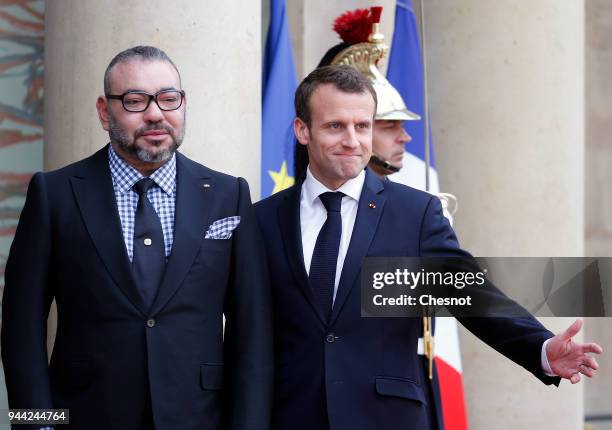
[541,338,557,377]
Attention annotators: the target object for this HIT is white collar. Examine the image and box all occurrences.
[302,166,365,204]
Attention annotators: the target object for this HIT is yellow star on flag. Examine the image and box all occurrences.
[269,161,295,194]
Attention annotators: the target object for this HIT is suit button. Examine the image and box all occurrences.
[146,318,156,328]
[325,333,336,343]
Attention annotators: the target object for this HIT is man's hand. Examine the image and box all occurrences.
[546,319,603,384]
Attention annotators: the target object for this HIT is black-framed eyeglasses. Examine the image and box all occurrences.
[105,89,185,112]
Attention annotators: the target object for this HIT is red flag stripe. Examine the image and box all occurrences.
[436,356,468,430]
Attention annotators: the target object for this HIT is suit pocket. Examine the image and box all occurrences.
[375,376,426,404]
[197,236,233,260]
[191,239,232,276]
[201,236,232,248]
[200,363,224,390]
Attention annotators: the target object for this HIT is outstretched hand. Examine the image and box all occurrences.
[546,319,603,384]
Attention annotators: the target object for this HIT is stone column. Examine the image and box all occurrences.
[44,0,261,196]
[423,1,585,428]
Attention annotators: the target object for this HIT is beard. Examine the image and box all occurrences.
[108,110,185,163]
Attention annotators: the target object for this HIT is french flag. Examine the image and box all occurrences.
[386,2,468,429]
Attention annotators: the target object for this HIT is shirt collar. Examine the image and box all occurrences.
[108,144,176,196]
[303,166,365,205]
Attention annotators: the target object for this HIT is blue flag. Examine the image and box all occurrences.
[386,0,436,170]
[262,0,298,198]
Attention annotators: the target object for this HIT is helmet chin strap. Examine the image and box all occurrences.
[369,154,400,174]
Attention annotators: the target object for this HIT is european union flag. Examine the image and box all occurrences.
[262,0,298,198]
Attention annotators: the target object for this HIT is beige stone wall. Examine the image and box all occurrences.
[425,0,584,257]
[586,2,612,255]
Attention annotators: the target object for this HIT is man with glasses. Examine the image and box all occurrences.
[2,46,273,430]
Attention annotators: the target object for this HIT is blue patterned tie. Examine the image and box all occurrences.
[309,191,344,321]
[132,178,166,309]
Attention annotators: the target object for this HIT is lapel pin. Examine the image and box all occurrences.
[369,202,376,209]
[203,183,211,188]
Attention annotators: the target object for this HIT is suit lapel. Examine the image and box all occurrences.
[278,185,328,326]
[70,146,148,316]
[329,170,386,326]
[150,153,214,315]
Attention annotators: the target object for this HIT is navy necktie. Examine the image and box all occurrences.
[132,178,166,309]
[309,191,344,321]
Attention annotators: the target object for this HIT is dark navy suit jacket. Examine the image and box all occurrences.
[255,168,559,430]
[2,146,273,430]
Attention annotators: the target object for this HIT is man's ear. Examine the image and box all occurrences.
[294,117,310,146]
[96,96,111,131]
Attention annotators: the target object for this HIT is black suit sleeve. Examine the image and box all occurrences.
[419,195,561,386]
[223,177,274,429]
[2,172,55,410]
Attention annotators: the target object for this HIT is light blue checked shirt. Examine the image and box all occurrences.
[108,145,176,261]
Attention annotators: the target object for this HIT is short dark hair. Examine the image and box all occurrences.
[103,46,180,94]
[293,65,377,182]
[294,65,377,128]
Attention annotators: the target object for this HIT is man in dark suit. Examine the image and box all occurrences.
[291,8,446,428]
[1,46,273,430]
[254,65,602,430]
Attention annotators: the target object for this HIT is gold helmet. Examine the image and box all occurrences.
[326,6,420,121]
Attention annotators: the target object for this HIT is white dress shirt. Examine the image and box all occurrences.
[300,167,365,304]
